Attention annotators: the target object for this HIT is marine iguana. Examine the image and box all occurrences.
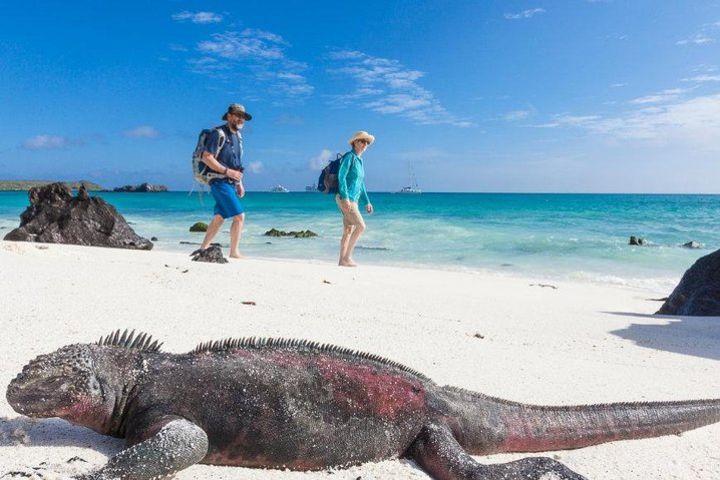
[6,330,720,480]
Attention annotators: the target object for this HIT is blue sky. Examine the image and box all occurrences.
[1,1,719,192]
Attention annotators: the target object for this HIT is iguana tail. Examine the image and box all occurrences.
[441,386,720,454]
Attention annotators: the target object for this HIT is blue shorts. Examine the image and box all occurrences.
[210,180,244,219]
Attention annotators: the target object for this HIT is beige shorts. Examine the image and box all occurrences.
[335,195,365,227]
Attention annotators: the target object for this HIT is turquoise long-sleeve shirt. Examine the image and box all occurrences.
[337,150,370,205]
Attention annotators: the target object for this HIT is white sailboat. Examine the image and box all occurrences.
[270,184,290,193]
[398,163,422,194]
[398,184,422,194]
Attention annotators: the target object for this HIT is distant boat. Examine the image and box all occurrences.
[270,185,290,193]
[398,162,422,194]
[305,184,317,192]
[398,185,422,194]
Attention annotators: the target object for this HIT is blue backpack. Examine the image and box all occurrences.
[317,153,353,193]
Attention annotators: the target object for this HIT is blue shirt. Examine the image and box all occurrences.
[337,150,369,205]
[203,125,243,171]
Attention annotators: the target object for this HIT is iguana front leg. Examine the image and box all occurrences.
[76,417,208,480]
[407,424,587,480]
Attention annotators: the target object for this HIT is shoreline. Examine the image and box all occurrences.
[1,241,719,479]
[0,190,713,293]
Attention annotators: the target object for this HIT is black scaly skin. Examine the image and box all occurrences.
[6,330,720,480]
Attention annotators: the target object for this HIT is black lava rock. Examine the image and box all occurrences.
[190,222,209,232]
[264,228,318,238]
[657,248,720,316]
[4,183,153,250]
[190,245,228,264]
[629,236,647,246]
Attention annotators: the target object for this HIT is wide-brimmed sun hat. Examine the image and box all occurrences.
[222,103,252,121]
[348,130,375,146]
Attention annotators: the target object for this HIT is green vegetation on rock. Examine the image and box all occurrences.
[264,228,318,238]
[190,222,209,232]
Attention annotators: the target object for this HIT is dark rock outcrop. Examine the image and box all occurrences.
[113,183,168,192]
[190,245,227,264]
[657,248,720,316]
[3,183,153,250]
[683,241,703,249]
[264,228,318,238]
[189,222,208,232]
[629,236,647,246]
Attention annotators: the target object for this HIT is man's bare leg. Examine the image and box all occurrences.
[229,213,245,258]
[200,215,225,250]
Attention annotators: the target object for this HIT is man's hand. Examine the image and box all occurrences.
[226,169,243,182]
[366,203,374,214]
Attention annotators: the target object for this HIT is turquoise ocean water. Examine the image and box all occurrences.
[1,191,718,291]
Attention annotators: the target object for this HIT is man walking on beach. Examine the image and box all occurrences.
[198,104,251,258]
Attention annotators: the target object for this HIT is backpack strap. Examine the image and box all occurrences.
[215,128,227,157]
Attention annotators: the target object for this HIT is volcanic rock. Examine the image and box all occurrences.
[190,222,208,232]
[3,183,153,250]
[190,245,228,264]
[657,248,720,316]
[629,236,647,246]
[264,228,318,238]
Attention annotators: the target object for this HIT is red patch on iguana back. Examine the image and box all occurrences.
[315,355,426,420]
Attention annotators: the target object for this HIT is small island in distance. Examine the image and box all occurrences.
[0,181,169,192]
[0,180,106,191]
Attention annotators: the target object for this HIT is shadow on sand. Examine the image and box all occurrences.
[606,311,720,360]
[0,416,122,455]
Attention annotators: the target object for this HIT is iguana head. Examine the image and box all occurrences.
[6,344,106,421]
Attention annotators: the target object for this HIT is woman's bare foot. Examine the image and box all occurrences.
[338,258,357,267]
[229,252,243,259]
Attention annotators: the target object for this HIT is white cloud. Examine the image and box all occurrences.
[682,74,720,83]
[328,50,472,127]
[124,126,158,138]
[676,34,714,45]
[542,93,720,148]
[190,30,312,101]
[504,8,545,20]
[240,28,288,46]
[198,32,285,60]
[172,11,223,24]
[502,110,532,121]
[629,88,689,105]
[309,149,333,170]
[23,135,71,150]
[246,161,263,174]
[610,83,627,88]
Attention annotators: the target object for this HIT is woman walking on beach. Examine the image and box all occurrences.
[336,131,374,267]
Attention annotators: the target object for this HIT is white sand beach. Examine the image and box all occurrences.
[1,240,719,479]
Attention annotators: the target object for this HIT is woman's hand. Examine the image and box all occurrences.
[340,199,352,212]
[236,183,245,198]
[366,203,374,214]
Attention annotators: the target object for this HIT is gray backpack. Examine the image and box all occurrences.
[192,127,227,185]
